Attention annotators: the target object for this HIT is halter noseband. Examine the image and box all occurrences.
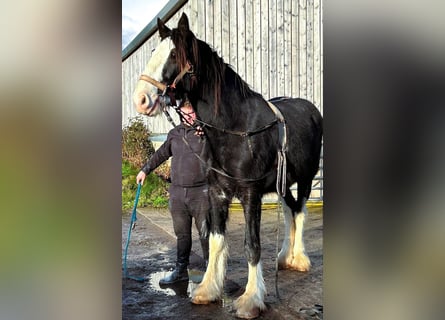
[138,61,195,126]
[138,74,167,92]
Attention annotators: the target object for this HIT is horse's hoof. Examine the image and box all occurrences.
[277,256,294,270]
[235,307,260,319]
[295,264,311,272]
[191,295,211,305]
[277,260,289,270]
[292,254,311,272]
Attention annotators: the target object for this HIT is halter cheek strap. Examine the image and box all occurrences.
[171,61,193,89]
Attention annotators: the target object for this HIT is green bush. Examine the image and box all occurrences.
[122,117,169,211]
[122,116,154,168]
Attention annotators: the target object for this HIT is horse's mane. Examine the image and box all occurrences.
[171,28,256,114]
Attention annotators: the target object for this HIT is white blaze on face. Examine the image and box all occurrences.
[133,38,173,115]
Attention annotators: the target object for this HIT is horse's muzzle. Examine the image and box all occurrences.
[134,93,161,116]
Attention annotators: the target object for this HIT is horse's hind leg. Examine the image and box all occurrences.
[277,193,296,269]
[234,191,266,319]
[191,186,229,304]
[278,185,311,272]
[291,195,311,271]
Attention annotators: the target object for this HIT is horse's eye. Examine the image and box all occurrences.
[170,50,176,59]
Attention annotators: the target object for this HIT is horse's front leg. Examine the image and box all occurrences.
[191,185,230,304]
[234,190,266,319]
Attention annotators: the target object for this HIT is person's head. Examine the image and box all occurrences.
[180,103,196,126]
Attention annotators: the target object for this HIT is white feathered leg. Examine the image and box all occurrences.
[234,262,267,319]
[291,199,311,271]
[277,197,296,269]
[191,233,228,304]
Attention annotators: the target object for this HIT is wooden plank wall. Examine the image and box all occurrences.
[122,0,323,200]
[122,0,323,132]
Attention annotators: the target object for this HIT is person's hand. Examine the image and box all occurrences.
[136,171,146,185]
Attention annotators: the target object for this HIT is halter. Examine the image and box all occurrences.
[138,74,167,92]
[171,61,194,88]
[137,75,176,126]
[138,61,195,127]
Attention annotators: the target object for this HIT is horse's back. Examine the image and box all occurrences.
[270,97,321,121]
[270,97,323,181]
[270,97,322,136]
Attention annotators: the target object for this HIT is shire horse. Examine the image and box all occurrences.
[133,13,323,319]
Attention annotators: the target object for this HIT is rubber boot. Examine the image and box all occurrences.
[159,262,189,285]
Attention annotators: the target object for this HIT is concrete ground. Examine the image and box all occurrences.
[122,204,323,319]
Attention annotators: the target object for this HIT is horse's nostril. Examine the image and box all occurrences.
[138,94,151,109]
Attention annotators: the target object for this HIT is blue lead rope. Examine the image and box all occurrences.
[123,183,145,282]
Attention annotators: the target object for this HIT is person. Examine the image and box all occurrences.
[136,102,209,285]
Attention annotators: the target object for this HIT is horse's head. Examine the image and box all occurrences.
[167,13,226,115]
[133,14,198,116]
[132,35,172,115]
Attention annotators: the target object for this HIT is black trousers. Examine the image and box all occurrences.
[168,184,210,265]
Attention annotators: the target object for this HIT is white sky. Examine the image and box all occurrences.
[122,0,170,50]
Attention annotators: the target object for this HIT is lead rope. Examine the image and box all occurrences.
[123,183,145,282]
[275,145,286,301]
[163,108,177,127]
[275,197,282,301]
[266,101,288,301]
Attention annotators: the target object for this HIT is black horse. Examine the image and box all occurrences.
[133,13,323,319]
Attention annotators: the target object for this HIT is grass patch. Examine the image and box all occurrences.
[122,161,169,210]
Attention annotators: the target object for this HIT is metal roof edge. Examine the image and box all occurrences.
[122,0,188,61]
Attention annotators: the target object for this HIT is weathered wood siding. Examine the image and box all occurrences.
[122,0,323,131]
[122,0,323,200]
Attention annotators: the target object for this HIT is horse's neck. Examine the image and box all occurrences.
[198,98,241,129]
[199,87,249,127]
[195,59,271,128]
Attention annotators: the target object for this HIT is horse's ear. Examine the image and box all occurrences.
[158,18,171,40]
[177,13,190,32]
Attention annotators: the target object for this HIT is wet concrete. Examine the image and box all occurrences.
[122,205,323,319]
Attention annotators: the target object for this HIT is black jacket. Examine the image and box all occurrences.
[141,124,207,187]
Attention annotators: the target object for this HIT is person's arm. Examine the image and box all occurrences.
[136,131,173,185]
